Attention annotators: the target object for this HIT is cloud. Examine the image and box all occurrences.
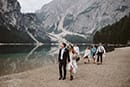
[17,0,53,13]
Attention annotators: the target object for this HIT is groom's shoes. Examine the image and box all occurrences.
[62,77,66,80]
[59,77,62,80]
[59,77,66,80]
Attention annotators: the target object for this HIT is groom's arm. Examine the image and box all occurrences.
[58,49,61,62]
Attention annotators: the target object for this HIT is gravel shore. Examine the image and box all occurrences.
[0,47,130,87]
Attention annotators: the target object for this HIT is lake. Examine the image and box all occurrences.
[0,44,87,76]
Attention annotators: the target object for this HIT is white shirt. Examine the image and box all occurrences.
[60,48,65,60]
[96,46,106,53]
[74,46,80,55]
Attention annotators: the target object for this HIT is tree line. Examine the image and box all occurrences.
[93,13,130,44]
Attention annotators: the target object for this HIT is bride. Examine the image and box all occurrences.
[67,45,78,80]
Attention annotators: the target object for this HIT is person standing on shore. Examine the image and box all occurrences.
[73,44,80,62]
[90,45,97,63]
[73,44,80,55]
[96,43,106,65]
[83,47,91,64]
[68,45,78,80]
[58,42,70,80]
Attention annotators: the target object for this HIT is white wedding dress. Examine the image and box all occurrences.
[68,52,78,73]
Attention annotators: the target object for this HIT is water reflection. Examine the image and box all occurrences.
[0,45,59,76]
[0,45,88,76]
[25,45,44,61]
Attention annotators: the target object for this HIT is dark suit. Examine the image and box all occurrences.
[58,48,70,79]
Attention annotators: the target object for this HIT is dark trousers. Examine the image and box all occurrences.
[97,52,103,63]
[59,61,67,78]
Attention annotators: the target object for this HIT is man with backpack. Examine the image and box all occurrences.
[96,43,106,65]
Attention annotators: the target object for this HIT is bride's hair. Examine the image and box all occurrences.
[69,45,75,54]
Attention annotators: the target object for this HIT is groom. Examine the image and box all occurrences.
[58,42,70,80]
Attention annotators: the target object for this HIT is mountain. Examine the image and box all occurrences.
[0,0,51,43]
[36,0,130,43]
[0,0,130,43]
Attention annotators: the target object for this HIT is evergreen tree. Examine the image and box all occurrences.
[93,13,130,44]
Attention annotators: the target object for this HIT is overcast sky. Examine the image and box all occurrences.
[17,0,53,13]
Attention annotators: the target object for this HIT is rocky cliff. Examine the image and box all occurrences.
[0,0,50,43]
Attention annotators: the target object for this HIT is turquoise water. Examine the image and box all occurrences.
[0,45,87,76]
[0,45,58,76]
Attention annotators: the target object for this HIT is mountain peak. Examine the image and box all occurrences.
[37,0,130,34]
